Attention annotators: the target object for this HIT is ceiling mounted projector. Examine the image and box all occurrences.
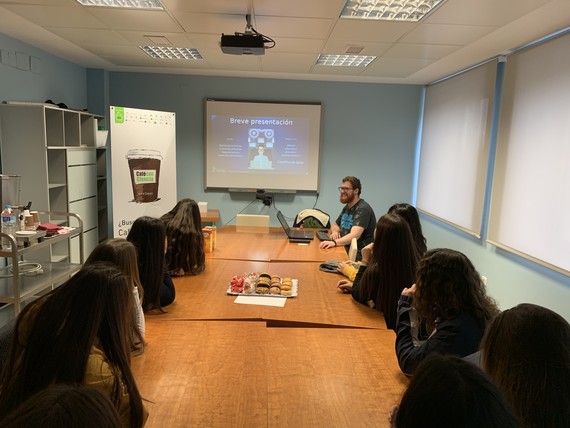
[220,33,265,55]
[220,14,275,56]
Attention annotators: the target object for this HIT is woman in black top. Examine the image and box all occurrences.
[395,248,500,375]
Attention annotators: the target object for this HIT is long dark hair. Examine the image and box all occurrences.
[0,263,144,427]
[0,384,121,428]
[481,303,570,428]
[414,248,499,332]
[394,354,519,428]
[387,203,427,256]
[127,216,166,311]
[160,198,205,276]
[84,239,145,351]
[360,213,420,329]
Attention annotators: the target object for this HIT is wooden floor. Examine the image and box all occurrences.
[130,227,408,427]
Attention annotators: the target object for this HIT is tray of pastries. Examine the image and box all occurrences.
[227,272,298,298]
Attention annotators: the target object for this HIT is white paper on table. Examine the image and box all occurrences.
[234,295,287,307]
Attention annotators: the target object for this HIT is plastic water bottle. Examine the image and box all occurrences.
[1,204,17,251]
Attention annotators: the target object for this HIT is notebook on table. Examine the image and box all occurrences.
[276,210,314,241]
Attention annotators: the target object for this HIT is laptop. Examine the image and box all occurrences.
[276,211,314,241]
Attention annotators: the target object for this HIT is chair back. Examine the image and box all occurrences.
[293,209,331,228]
[348,238,358,262]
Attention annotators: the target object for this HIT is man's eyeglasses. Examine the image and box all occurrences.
[338,187,354,192]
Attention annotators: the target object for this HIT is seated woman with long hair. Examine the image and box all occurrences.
[0,384,122,428]
[84,239,145,354]
[338,203,426,282]
[481,303,570,428]
[160,198,205,276]
[337,213,420,330]
[390,354,518,428]
[0,263,147,427]
[395,248,500,375]
[386,203,427,255]
[127,216,175,311]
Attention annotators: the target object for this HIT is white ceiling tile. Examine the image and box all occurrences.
[362,57,435,78]
[86,9,183,32]
[383,43,461,59]
[253,0,346,18]
[2,4,105,29]
[425,0,553,26]
[48,28,131,46]
[402,23,497,45]
[322,39,393,56]
[254,16,335,39]
[330,19,417,43]
[269,37,324,54]
[160,0,252,14]
[260,52,317,73]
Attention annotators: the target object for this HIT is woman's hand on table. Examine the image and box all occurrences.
[337,279,353,294]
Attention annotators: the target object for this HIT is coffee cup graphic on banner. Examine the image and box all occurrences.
[126,149,163,203]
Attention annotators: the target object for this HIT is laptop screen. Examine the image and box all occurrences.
[276,210,290,234]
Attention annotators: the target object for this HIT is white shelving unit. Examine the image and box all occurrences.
[0,103,108,261]
[0,211,83,316]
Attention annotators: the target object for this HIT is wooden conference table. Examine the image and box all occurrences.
[131,226,409,427]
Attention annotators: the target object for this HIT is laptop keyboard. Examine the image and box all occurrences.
[316,230,330,241]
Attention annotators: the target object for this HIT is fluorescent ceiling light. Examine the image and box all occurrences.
[341,0,444,22]
[76,0,164,10]
[316,54,376,67]
[140,46,204,60]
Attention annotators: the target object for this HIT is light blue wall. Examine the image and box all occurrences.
[1,32,569,323]
[107,72,422,226]
[0,33,87,109]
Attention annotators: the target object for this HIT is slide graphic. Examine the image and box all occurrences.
[209,115,309,175]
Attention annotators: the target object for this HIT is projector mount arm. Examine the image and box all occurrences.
[231,14,275,49]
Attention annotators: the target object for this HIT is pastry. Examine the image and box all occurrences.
[281,289,293,296]
[255,284,270,294]
[269,285,281,294]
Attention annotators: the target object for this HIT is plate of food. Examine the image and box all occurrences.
[227,272,298,298]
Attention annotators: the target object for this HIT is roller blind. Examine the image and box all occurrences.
[488,32,570,276]
[416,61,496,237]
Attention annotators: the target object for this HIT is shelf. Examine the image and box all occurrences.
[48,183,66,189]
[0,228,80,258]
[0,261,82,303]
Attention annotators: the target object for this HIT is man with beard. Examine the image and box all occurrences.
[319,176,376,261]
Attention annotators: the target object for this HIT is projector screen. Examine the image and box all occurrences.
[204,99,322,192]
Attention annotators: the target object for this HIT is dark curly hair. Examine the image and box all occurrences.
[414,248,499,332]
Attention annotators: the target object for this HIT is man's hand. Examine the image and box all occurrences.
[319,240,337,250]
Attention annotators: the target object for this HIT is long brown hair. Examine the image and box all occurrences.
[481,303,570,428]
[387,203,427,256]
[127,216,166,311]
[85,239,145,351]
[360,213,420,330]
[161,198,205,275]
[414,248,499,332]
[0,263,145,427]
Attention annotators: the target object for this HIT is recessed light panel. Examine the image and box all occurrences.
[341,0,444,22]
[140,46,204,60]
[76,0,164,10]
[316,54,376,67]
